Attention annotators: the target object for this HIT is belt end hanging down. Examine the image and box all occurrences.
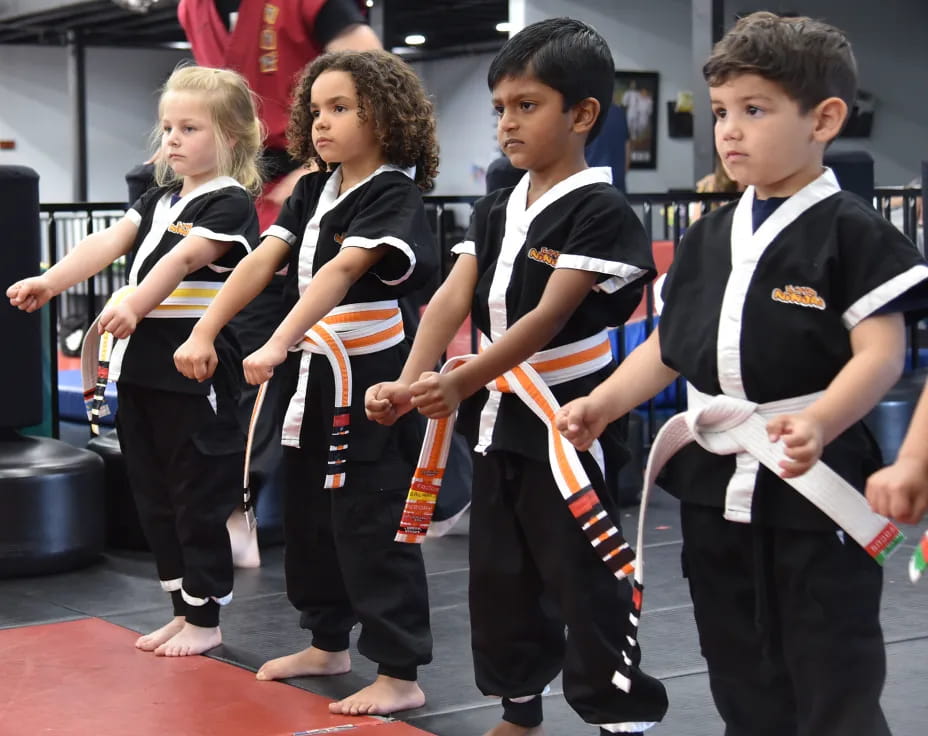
[394,474,442,543]
[864,521,905,565]
[242,487,257,531]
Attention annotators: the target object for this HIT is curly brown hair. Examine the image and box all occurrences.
[287,50,439,191]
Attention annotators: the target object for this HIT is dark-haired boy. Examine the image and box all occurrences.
[367,16,668,736]
[558,11,928,736]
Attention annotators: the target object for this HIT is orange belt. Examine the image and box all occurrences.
[395,332,636,579]
[281,300,405,488]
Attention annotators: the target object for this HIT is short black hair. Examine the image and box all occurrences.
[488,17,615,142]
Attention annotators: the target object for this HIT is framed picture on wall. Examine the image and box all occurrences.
[614,70,659,169]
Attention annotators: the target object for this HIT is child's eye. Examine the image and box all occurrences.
[183,126,196,133]
[334,104,347,113]
[493,105,504,117]
[712,108,726,120]
[519,101,536,112]
[310,109,320,118]
[746,105,763,116]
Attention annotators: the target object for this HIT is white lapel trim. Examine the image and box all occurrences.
[297,165,413,295]
[717,168,841,398]
[128,176,243,286]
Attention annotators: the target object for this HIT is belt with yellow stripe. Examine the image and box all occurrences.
[79,281,220,435]
[280,300,405,488]
[395,330,637,580]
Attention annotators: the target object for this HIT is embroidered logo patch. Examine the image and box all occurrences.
[334,232,347,245]
[263,3,279,25]
[167,221,193,236]
[528,246,559,268]
[771,284,825,310]
[259,52,278,73]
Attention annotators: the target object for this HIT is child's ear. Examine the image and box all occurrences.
[572,97,601,135]
[811,96,848,143]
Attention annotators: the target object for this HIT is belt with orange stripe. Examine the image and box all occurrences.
[80,281,220,435]
[281,300,405,488]
[395,331,636,579]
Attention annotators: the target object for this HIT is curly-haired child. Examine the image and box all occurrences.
[174,49,438,715]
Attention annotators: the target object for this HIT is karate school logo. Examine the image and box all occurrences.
[334,232,347,245]
[528,246,559,268]
[771,284,826,310]
[167,221,193,237]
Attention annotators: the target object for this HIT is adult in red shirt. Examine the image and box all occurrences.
[178,0,381,230]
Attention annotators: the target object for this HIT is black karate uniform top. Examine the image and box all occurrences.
[265,165,436,482]
[119,178,257,399]
[659,169,928,529]
[453,167,655,467]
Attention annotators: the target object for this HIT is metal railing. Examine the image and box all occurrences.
[39,186,925,440]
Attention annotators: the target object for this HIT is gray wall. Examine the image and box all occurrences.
[0,44,186,203]
[1,0,924,201]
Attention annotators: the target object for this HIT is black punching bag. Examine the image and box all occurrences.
[0,166,105,577]
[0,166,42,428]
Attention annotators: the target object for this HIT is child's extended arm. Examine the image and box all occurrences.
[365,255,478,425]
[408,266,639,419]
[174,236,290,382]
[767,312,905,479]
[97,235,234,338]
[241,244,392,385]
[6,217,138,312]
[556,329,679,451]
[866,379,928,524]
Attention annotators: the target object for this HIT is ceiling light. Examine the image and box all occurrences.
[365,0,373,6]
[495,22,511,33]
[404,34,426,46]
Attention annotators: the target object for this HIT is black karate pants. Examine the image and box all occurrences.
[469,451,668,729]
[116,383,242,627]
[281,440,432,681]
[681,502,891,736]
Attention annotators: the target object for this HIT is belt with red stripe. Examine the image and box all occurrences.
[395,331,636,579]
[281,300,405,488]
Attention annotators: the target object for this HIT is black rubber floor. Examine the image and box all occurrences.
[2,487,927,735]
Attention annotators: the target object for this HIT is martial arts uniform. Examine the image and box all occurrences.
[657,168,928,736]
[266,165,435,680]
[453,168,669,732]
[110,178,257,627]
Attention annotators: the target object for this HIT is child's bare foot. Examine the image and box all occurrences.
[154,622,222,656]
[483,724,545,736]
[135,616,184,651]
[227,507,260,568]
[328,675,425,715]
[255,646,351,681]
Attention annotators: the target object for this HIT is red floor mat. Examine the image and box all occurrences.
[0,619,434,736]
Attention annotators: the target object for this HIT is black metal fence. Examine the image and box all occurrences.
[38,186,924,439]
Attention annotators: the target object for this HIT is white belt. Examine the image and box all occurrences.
[611,385,905,695]
[79,281,219,434]
[395,332,636,578]
[280,299,405,488]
